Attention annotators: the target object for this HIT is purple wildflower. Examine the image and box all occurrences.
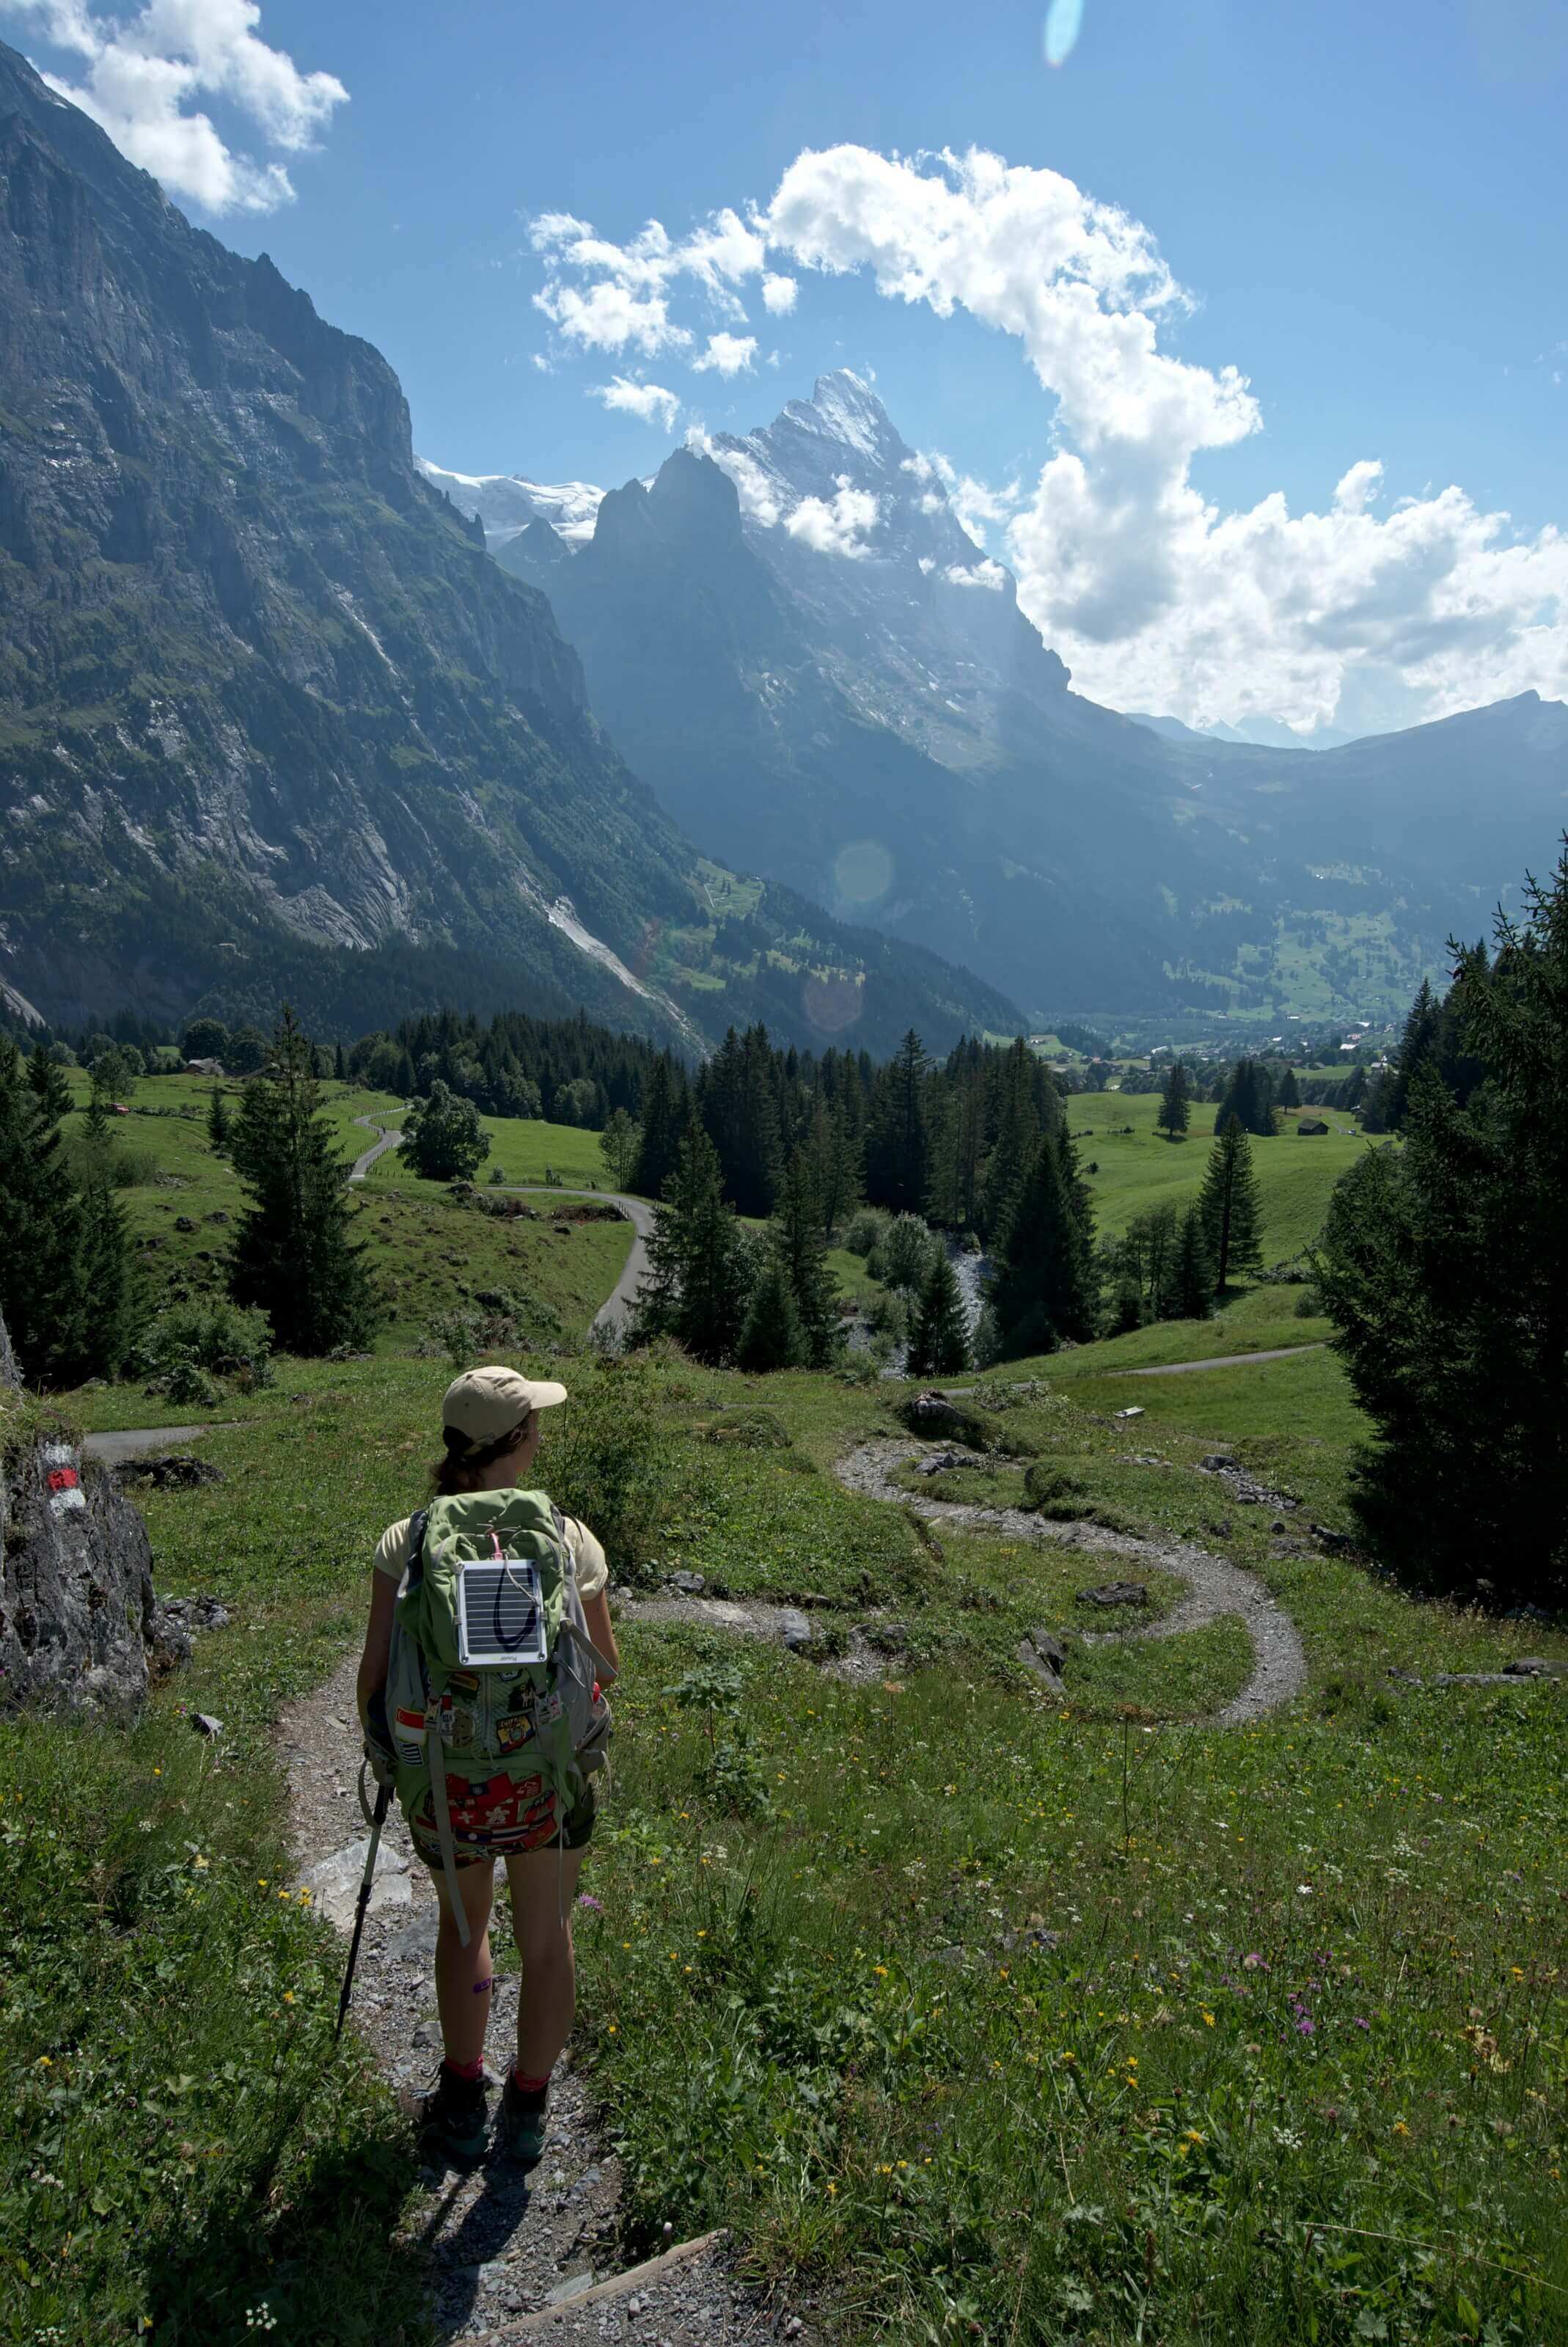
[576,1893,605,1914]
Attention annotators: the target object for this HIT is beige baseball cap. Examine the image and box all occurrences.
[442,1365,567,1451]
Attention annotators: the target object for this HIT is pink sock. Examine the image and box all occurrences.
[511,2067,550,2096]
[444,2055,484,2083]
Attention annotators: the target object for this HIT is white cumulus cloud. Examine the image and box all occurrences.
[692,332,756,376]
[593,376,681,431]
[945,558,1008,590]
[5,0,345,213]
[756,142,1568,729]
[761,272,798,314]
[784,477,880,559]
[687,429,783,527]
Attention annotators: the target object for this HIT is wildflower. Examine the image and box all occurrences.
[827,2181,837,2196]
[191,1854,210,1870]
[1201,2009,1215,2028]
[282,1992,295,2004]
[1242,1952,1265,1969]
[37,2055,51,2067]
[873,1964,889,1978]
[607,2024,618,2035]
[1183,2129,1205,2145]
[1391,2120,1410,2137]
[1510,1966,1524,1980]
[576,1894,604,1914]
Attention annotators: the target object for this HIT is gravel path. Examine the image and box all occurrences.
[81,1423,230,1465]
[351,1113,406,1182]
[494,1190,653,1339]
[1123,1343,1327,1378]
[834,1439,1308,1727]
[279,1655,795,2346]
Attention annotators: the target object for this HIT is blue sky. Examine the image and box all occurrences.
[6,0,1567,733]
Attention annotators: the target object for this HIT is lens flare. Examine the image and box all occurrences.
[803,975,864,1036]
[832,839,894,905]
[1043,0,1083,67]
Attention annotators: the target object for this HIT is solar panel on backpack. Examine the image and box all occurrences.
[455,1558,548,1668]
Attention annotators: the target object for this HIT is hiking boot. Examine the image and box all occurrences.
[410,2064,489,2164]
[498,2073,550,2166]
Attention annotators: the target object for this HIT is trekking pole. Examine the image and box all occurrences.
[335,1767,392,2042]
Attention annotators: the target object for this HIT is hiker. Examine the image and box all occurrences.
[356,1366,618,2166]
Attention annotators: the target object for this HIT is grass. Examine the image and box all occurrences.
[55,1073,634,1360]
[355,1113,629,1197]
[1068,1090,1377,1264]
[13,1126,1568,2343]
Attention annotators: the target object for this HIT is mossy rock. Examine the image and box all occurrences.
[1024,1461,1095,1520]
[898,1392,1006,1452]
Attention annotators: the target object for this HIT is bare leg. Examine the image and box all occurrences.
[505,1844,585,2080]
[433,1860,497,2070]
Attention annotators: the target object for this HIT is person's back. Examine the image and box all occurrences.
[356,1366,619,2166]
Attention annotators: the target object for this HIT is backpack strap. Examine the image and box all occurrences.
[404,1506,430,1591]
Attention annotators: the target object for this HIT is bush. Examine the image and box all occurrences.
[843,1207,890,1259]
[139,1297,273,1388]
[700,1407,791,1449]
[868,1212,939,1294]
[544,1357,689,1586]
[1024,1462,1092,1517]
[1294,1285,1322,1317]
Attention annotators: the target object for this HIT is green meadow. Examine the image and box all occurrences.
[9,1079,1564,2345]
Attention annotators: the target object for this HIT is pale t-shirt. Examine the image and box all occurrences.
[373,1508,609,1600]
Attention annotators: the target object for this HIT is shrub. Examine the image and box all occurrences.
[700,1407,792,1449]
[543,1357,689,1585]
[1294,1285,1322,1317]
[139,1297,273,1388]
[843,1207,890,1259]
[868,1212,939,1294]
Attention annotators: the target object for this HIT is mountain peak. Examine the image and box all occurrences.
[777,368,902,469]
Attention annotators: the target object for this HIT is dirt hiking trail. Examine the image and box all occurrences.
[279,1656,794,2346]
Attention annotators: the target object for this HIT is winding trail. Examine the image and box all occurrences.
[350,1113,406,1182]
[833,1438,1308,1727]
[1122,1343,1327,1378]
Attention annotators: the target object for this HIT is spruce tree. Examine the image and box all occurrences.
[1198,1115,1264,1292]
[1384,978,1439,1130]
[207,1081,230,1152]
[1215,1058,1278,1137]
[735,1254,806,1372]
[26,1043,73,1124]
[631,1055,686,1201]
[772,1150,840,1365]
[1277,1063,1301,1110]
[1316,848,1568,1604]
[865,1030,931,1214]
[637,1121,751,1362]
[1172,1206,1215,1319]
[1157,1061,1192,1139]
[228,1008,381,1356]
[986,1130,1099,1358]
[0,1040,93,1385]
[907,1249,972,1377]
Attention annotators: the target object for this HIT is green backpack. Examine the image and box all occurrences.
[384,1489,612,1940]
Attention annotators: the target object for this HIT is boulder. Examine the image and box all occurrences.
[1018,1627,1066,1682]
[0,1306,183,1714]
[114,1453,225,1490]
[1077,1581,1148,1609]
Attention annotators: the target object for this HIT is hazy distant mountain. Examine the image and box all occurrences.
[0,43,1019,1052]
[449,370,1567,1022]
[1129,711,1358,753]
[415,457,604,549]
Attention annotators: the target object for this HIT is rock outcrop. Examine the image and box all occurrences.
[0,1308,188,1713]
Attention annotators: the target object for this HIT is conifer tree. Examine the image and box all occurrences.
[26,1043,72,1124]
[334,1041,347,1081]
[1198,1115,1264,1292]
[1172,1206,1215,1319]
[865,1030,930,1214]
[1316,846,1568,1603]
[771,1150,840,1365]
[1157,1060,1192,1140]
[802,1094,862,1240]
[0,1040,94,1385]
[1277,1063,1301,1110]
[1214,1058,1278,1138]
[986,1130,1099,1358]
[207,1081,230,1152]
[228,1008,380,1356]
[598,1105,641,1190]
[735,1253,806,1372]
[907,1248,972,1377]
[637,1121,751,1362]
[1383,978,1439,1131]
[630,1055,686,1199]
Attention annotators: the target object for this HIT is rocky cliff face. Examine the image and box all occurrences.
[0,1311,178,1713]
[0,44,1019,1052]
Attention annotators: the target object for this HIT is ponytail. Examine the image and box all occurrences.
[427,1415,532,1498]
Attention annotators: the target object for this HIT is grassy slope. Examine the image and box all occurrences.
[18,1307,1565,2343]
[60,1074,633,1368]
[1069,1088,1375,1263]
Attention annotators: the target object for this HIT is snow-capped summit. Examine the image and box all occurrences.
[415,457,604,549]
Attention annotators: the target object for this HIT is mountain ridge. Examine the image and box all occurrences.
[0,42,1019,1055]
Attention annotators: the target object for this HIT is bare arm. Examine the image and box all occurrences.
[582,1587,620,1683]
[356,1570,398,1729]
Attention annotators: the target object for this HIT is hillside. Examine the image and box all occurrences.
[0,43,1016,1057]
[470,373,1568,1026]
